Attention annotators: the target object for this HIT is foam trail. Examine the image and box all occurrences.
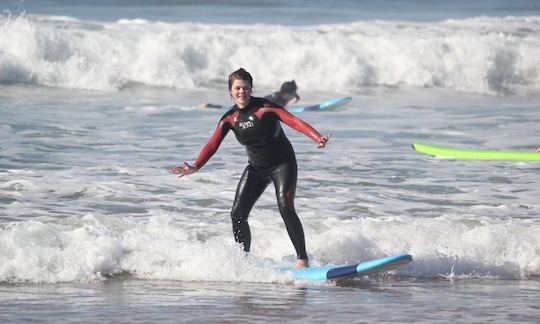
[0,14,539,94]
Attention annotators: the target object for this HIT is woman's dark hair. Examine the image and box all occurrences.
[228,68,253,91]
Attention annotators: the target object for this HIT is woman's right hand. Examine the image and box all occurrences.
[171,162,197,177]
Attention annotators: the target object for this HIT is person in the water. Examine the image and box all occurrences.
[172,68,329,269]
[264,80,300,107]
[199,80,300,109]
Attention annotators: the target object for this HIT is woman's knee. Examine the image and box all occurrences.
[277,188,296,210]
[230,205,247,224]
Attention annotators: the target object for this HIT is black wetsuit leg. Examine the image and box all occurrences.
[230,161,308,260]
[270,160,308,260]
[230,165,269,252]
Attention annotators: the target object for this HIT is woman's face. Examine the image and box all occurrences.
[230,79,252,108]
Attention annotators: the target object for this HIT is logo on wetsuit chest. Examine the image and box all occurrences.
[238,116,255,130]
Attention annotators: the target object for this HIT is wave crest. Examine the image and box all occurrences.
[1,14,539,94]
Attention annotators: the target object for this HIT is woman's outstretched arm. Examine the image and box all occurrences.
[269,107,331,148]
[171,121,230,176]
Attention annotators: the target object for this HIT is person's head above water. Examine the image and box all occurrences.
[228,68,253,109]
[279,80,300,101]
[280,80,297,94]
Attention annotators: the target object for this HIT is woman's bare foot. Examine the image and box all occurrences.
[295,259,309,269]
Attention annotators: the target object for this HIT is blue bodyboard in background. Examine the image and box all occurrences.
[287,96,352,113]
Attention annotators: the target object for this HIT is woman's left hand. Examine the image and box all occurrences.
[171,162,198,177]
[317,132,331,148]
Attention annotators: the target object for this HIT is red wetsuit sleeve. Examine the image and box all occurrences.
[193,120,230,169]
[269,108,323,143]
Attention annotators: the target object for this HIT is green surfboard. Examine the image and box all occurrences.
[412,143,540,161]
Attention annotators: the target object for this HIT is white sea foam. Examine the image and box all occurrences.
[0,212,538,283]
[1,14,539,94]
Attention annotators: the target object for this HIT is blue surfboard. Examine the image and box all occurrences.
[287,96,352,113]
[292,254,412,281]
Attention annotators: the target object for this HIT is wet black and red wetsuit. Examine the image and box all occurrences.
[192,97,323,260]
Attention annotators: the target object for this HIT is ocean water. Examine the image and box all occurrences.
[1,0,540,322]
